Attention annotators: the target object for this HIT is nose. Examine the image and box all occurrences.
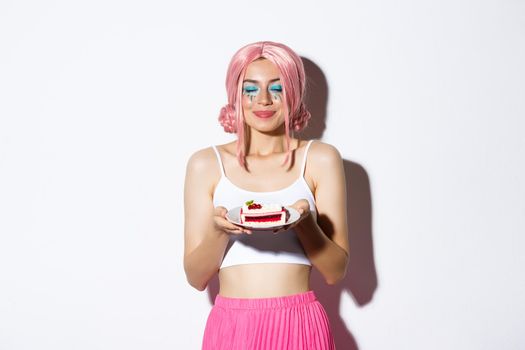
[256,87,273,106]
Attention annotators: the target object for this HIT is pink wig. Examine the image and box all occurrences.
[218,41,311,168]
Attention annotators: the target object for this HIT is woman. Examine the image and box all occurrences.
[183,41,349,350]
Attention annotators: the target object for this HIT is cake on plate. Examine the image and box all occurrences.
[240,200,289,227]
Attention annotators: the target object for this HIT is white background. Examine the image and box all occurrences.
[1,1,524,349]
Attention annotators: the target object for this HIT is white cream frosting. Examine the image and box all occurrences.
[242,203,283,213]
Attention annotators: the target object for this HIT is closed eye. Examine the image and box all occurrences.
[270,84,282,92]
[243,86,259,93]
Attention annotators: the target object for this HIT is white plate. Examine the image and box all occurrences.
[226,206,300,231]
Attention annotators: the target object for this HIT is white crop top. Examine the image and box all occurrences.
[212,140,317,269]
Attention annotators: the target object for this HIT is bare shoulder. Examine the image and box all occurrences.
[308,140,343,166]
[185,147,223,193]
[186,147,218,172]
[303,141,344,191]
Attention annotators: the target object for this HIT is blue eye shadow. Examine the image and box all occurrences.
[269,84,282,91]
[243,86,259,93]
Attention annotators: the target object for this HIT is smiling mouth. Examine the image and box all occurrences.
[253,110,276,118]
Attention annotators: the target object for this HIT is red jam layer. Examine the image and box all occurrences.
[244,214,283,222]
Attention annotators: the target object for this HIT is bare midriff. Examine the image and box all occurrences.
[218,263,311,298]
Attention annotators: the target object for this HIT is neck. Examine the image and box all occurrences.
[245,128,293,156]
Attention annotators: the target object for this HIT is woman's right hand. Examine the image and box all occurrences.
[214,206,252,235]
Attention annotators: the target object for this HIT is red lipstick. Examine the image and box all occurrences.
[253,110,276,118]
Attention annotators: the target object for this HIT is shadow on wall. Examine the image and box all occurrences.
[207,57,378,350]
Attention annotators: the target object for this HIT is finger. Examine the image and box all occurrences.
[223,223,251,235]
[226,229,245,235]
[214,206,228,217]
[291,199,303,207]
[229,222,251,234]
[288,201,309,215]
[241,228,252,235]
[227,224,249,234]
[215,217,241,232]
[224,222,252,235]
[291,199,308,207]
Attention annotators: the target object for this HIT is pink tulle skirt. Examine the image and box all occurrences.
[202,290,335,350]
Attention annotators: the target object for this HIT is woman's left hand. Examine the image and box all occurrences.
[273,199,311,233]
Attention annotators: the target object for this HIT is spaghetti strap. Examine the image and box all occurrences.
[300,140,315,177]
[211,146,225,177]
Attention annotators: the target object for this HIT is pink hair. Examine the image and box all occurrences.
[218,41,311,169]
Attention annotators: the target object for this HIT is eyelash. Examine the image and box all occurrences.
[243,85,282,95]
[243,87,259,95]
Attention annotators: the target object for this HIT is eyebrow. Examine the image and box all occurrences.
[243,78,281,84]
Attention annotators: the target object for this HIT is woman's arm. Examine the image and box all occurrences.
[294,142,350,285]
[183,148,249,291]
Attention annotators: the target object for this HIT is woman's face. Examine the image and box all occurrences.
[241,58,285,133]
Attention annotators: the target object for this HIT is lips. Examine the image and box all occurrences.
[253,110,276,118]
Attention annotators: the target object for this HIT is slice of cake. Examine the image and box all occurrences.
[240,200,288,227]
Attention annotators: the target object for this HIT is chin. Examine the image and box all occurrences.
[246,118,285,132]
[254,125,286,135]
